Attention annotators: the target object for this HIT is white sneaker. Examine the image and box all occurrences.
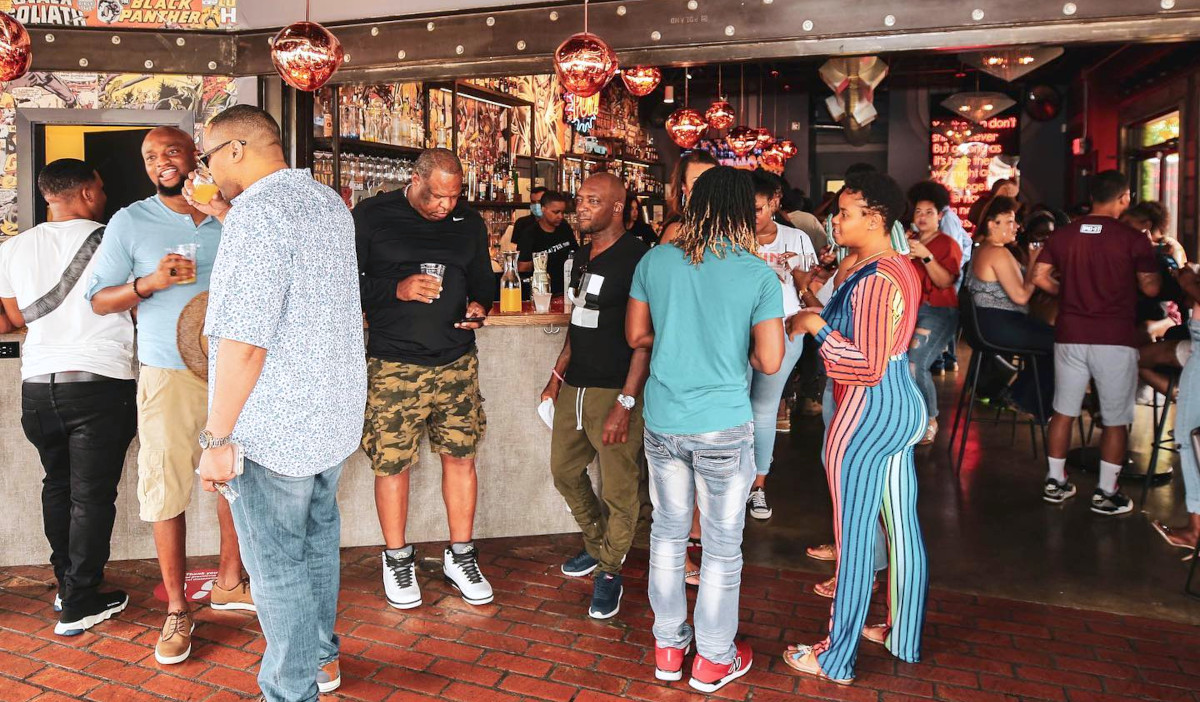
[443,545,493,605]
[382,549,422,610]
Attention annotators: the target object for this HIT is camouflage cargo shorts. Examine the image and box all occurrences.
[362,351,487,476]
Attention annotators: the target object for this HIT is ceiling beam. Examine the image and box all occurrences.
[21,0,1200,77]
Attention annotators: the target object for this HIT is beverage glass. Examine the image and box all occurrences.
[191,166,220,205]
[420,263,445,281]
[167,244,198,285]
[532,291,552,313]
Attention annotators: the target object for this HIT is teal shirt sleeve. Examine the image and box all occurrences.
[630,250,651,302]
[751,261,785,325]
[85,211,135,300]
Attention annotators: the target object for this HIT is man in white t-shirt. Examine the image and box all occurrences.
[747,171,816,519]
[0,159,136,637]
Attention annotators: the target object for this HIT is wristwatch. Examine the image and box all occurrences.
[616,394,636,411]
[198,430,233,450]
[922,255,933,264]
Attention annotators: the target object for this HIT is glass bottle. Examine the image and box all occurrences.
[500,251,522,313]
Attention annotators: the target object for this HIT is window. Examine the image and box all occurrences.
[1131,111,1180,238]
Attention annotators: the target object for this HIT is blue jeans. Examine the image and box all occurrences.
[823,385,888,572]
[1176,320,1200,515]
[229,459,343,702]
[646,422,755,664]
[908,304,959,420]
[750,332,806,475]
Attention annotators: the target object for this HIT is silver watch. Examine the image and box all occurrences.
[616,394,636,410]
[198,430,232,450]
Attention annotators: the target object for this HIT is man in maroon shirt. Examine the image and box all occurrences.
[1033,171,1161,516]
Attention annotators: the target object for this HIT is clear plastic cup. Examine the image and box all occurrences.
[167,243,198,284]
[532,290,552,313]
[420,263,445,281]
[191,166,219,204]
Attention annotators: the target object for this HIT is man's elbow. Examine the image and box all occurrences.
[1141,279,1163,298]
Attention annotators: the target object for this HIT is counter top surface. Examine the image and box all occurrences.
[485,297,572,327]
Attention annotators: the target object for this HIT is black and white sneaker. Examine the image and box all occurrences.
[444,545,493,606]
[1091,488,1134,516]
[382,549,422,610]
[1043,478,1077,504]
[55,590,128,636]
[747,487,773,520]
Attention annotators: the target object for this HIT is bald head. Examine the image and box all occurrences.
[576,172,627,238]
[142,125,198,197]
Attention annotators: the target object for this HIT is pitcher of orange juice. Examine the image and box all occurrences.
[499,251,522,313]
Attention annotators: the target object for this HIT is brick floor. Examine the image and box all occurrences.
[1,535,1198,701]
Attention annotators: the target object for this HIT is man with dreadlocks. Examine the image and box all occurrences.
[626,166,785,693]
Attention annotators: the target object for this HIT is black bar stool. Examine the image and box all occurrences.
[1141,367,1181,506]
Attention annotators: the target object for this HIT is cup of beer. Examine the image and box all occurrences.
[191,167,220,205]
[168,244,198,285]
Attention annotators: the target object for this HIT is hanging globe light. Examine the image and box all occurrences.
[759,146,786,174]
[554,32,618,97]
[665,108,706,148]
[271,21,344,91]
[705,100,736,131]
[726,126,759,157]
[755,127,774,149]
[775,139,798,159]
[621,66,661,97]
[0,13,32,83]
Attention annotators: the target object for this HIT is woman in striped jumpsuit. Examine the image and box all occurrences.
[785,172,929,684]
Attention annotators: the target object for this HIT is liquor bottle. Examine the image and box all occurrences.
[563,252,575,312]
[500,251,522,313]
[322,99,333,138]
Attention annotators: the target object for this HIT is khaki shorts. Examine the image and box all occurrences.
[362,351,487,476]
[136,366,207,522]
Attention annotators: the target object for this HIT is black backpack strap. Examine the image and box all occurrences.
[19,226,105,324]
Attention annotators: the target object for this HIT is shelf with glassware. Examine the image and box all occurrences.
[557,154,665,202]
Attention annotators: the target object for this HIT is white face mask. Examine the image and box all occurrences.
[530,202,543,218]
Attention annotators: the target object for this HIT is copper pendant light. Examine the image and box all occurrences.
[0,12,32,83]
[554,0,618,98]
[622,66,662,97]
[759,145,786,173]
[705,66,736,131]
[666,71,705,149]
[271,1,344,92]
[754,69,773,148]
[775,139,798,159]
[726,66,757,157]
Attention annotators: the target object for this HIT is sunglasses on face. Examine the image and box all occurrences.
[197,139,247,168]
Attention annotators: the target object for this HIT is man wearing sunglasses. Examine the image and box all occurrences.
[87,126,253,667]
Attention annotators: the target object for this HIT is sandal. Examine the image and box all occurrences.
[806,544,836,561]
[861,624,890,645]
[814,576,881,600]
[685,568,700,587]
[781,645,853,685]
[1151,521,1198,551]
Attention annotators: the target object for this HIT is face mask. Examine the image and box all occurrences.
[530,203,543,218]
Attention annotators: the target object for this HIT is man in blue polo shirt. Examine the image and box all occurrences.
[87,126,251,666]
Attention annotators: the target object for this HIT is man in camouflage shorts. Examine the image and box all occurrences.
[353,149,497,609]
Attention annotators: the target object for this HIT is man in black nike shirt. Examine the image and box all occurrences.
[354,148,497,610]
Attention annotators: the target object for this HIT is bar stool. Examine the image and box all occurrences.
[949,294,1050,472]
[1141,367,1181,505]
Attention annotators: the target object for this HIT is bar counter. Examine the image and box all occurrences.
[0,301,580,567]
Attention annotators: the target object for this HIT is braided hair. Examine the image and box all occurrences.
[675,166,758,265]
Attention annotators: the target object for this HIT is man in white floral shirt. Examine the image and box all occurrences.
[188,105,366,702]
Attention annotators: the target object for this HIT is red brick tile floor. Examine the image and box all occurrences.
[1,535,1199,702]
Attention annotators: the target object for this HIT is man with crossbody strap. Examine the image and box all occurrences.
[0,159,136,636]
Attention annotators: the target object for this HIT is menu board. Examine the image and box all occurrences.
[930,111,1020,230]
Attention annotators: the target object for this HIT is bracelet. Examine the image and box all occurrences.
[132,277,151,300]
[551,369,565,382]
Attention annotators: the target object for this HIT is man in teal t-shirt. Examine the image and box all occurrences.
[625,166,783,693]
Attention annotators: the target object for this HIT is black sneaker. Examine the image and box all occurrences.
[747,487,773,520]
[55,590,128,636]
[1091,488,1133,516]
[588,572,622,619]
[1043,478,1077,504]
[562,550,599,577]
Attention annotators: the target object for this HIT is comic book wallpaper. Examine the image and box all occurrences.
[0,72,237,236]
[1,0,237,30]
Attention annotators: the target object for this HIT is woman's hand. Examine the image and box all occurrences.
[907,238,932,260]
[787,310,826,341]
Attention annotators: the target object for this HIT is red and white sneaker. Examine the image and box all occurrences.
[654,641,691,681]
[689,640,753,693]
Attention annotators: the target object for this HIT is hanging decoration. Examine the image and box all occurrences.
[564,91,602,133]
[622,66,662,97]
[759,145,786,174]
[0,13,30,83]
[725,66,757,156]
[665,71,705,149]
[271,1,343,92]
[820,56,888,146]
[961,46,1064,83]
[754,69,773,148]
[940,91,1016,125]
[553,0,618,98]
[705,67,736,130]
[775,139,798,159]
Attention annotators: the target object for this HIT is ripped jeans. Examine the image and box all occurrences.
[907,304,959,420]
[645,422,755,665]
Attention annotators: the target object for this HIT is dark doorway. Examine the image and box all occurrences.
[84,129,155,223]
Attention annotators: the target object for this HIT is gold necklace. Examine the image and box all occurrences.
[849,249,889,272]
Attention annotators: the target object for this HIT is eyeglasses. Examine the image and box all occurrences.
[197,139,246,168]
